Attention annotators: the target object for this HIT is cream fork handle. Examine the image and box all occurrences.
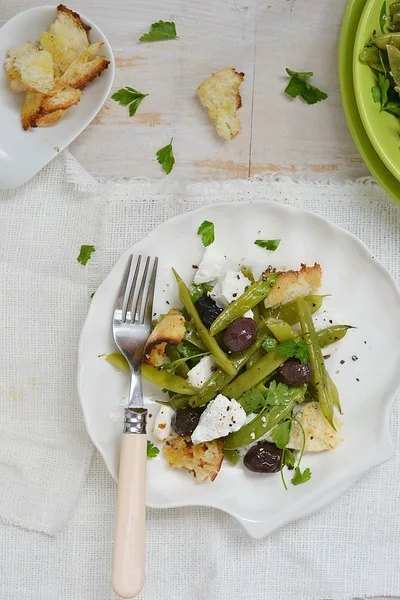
[112,433,147,598]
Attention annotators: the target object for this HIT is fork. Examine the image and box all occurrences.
[111,254,158,599]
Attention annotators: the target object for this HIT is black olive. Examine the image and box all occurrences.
[278,358,313,386]
[223,317,258,353]
[244,442,282,473]
[196,296,223,329]
[171,407,203,436]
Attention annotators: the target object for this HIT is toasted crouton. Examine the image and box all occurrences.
[196,68,244,141]
[13,49,54,94]
[264,263,322,308]
[41,86,82,113]
[36,109,66,127]
[163,437,224,483]
[4,43,36,93]
[21,90,43,130]
[143,309,186,367]
[40,4,90,76]
[58,52,109,89]
[288,402,343,452]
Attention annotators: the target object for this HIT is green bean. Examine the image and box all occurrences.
[173,269,236,376]
[222,447,241,465]
[222,348,286,399]
[387,45,400,87]
[224,386,305,450]
[240,265,255,282]
[157,395,190,410]
[296,298,334,429]
[105,352,129,371]
[264,317,298,341]
[390,2,400,15]
[210,274,277,336]
[247,347,265,369]
[141,364,195,395]
[374,32,400,49]
[263,294,327,324]
[328,373,342,414]
[165,346,189,378]
[189,337,265,407]
[317,325,353,347]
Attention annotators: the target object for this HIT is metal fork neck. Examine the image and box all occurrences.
[123,408,147,434]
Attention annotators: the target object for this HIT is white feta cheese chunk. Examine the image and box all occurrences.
[193,245,227,284]
[209,270,251,308]
[243,309,254,319]
[187,355,216,389]
[153,405,175,441]
[191,393,247,445]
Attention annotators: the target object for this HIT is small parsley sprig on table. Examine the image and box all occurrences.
[156,139,175,174]
[254,239,280,251]
[111,87,148,116]
[77,245,95,266]
[284,69,328,105]
[197,220,215,246]
[139,20,178,42]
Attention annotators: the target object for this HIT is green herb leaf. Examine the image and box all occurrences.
[90,291,95,299]
[254,239,281,251]
[271,420,292,449]
[139,20,177,42]
[291,466,312,485]
[77,245,95,266]
[189,283,205,304]
[262,336,279,352]
[264,381,293,406]
[371,85,382,102]
[283,449,296,469]
[240,388,267,414]
[277,338,310,364]
[284,68,328,105]
[111,87,148,116]
[147,440,160,458]
[378,73,390,107]
[156,138,175,174]
[380,0,387,33]
[159,351,208,371]
[197,220,215,247]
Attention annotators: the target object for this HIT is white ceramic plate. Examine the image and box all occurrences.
[78,201,400,538]
[0,6,115,189]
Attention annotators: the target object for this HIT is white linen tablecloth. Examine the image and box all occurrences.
[1,152,400,600]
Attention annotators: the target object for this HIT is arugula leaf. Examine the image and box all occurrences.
[371,85,382,103]
[283,449,296,469]
[284,68,328,105]
[139,20,177,42]
[77,245,95,266]
[254,239,280,251]
[159,351,208,371]
[240,388,267,414]
[380,0,387,33]
[111,87,148,116]
[197,220,215,247]
[147,440,160,458]
[265,381,293,406]
[291,466,312,485]
[189,283,204,304]
[262,336,279,352]
[156,138,175,174]
[271,420,292,449]
[277,338,309,364]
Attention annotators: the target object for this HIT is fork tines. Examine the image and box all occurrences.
[114,255,158,326]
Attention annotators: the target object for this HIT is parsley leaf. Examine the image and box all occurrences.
[197,220,215,247]
[277,338,309,364]
[283,449,296,469]
[371,85,382,103]
[262,336,279,352]
[271,420,292,449]
[156,138,175,174]
[291,466,312,485]
[189,283,204,304]
[77,245,95,266]
[264,381,293,406]
[254,239,281,251]
[139,20,177,42]
[111,87,148,116]
[284,68,328,105]
[147,440,160,458]
[240,388,266,414]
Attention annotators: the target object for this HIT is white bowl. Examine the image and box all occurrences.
[0,5,115,189]
[78,201,400,538]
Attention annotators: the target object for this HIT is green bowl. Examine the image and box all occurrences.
[353,0,400,183]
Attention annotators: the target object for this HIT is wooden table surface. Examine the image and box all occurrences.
[2,0,368,182]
